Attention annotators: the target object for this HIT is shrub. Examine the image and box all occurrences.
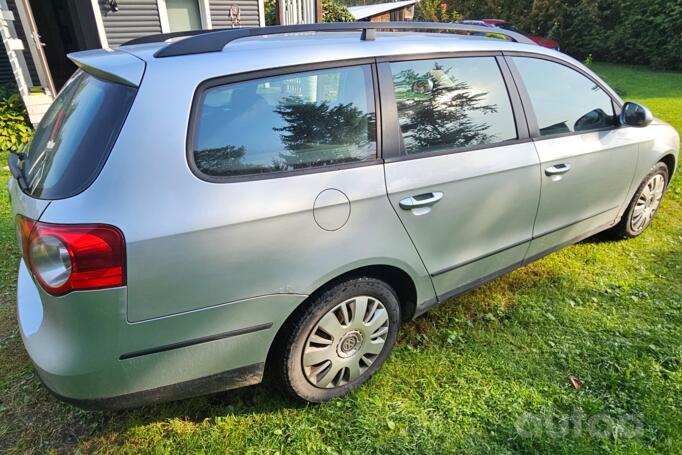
[265,0,353,24]
[264,0,276,25]
[0,85,32,152]
[323,0,354,22]
[414,0,451,22]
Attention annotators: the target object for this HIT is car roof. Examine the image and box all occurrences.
[119,30,552,62]
[70,30,570,87]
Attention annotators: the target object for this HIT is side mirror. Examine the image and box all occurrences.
[620,101,653,127]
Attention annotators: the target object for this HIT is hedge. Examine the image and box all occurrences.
[445,0,682,70]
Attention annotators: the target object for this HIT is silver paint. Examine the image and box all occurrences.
[10,30,679,405]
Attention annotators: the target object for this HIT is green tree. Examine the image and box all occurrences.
[444,0,681,70]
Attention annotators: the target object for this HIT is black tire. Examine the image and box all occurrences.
[278,277,401,403]
[613,162,669,238]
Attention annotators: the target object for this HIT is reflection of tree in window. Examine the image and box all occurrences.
[272,96,373,170]
[394,63,499,154]
[192,65,376,177]
[195,145,248,176]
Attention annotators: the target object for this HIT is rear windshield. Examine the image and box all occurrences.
[22,70,136,199]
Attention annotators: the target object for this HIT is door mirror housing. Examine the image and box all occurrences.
[620,101,653,127]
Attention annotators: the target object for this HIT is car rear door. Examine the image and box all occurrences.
[379,55,541,300]
[506,55,639,259]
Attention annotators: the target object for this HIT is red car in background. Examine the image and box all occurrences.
[461,19,560,50]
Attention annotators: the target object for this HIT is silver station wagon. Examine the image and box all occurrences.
[7,23,679,408]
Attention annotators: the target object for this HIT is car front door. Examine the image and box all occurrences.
[380,55,541,301]
[507,56,639,259]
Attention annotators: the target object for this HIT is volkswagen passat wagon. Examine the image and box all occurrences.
[7,23,679,409]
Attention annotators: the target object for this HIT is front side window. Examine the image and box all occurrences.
[512,57,616,136]
[192,65,377,177]
[389,57,517,156]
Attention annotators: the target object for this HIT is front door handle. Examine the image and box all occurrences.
[399,191,444,210]
[545,163,572,176]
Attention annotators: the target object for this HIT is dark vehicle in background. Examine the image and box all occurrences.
[460,19,560,50]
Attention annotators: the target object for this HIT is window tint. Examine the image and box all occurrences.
[192,65,377,177]
[23,71,137,199]
[512,57,616,136]
[389,57,517,156]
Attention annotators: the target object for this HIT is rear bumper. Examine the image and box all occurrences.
[37,362,265,410]
[17,260,305,409]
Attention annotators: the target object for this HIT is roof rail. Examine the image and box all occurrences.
[123,29,212,46]
[126,22,535,58]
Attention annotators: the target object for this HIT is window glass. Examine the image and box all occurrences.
[166,0,202,32]
[390,57,517,155]
[23,71,137,199]
[512,57,616,136]
[192,65,377,177]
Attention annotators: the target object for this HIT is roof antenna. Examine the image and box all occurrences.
[361,28,376,41]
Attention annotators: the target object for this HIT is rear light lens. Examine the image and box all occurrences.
[16,215,126,296]
[29,235,72,288]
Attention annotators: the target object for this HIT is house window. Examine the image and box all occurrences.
[166,0,202,31]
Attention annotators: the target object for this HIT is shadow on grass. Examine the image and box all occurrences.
[578,228,622,244]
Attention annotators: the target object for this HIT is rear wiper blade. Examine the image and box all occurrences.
[8,150,29,192]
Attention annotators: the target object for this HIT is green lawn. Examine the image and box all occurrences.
[1,63,681,454]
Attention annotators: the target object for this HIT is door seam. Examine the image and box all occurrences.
[381,163,439,304]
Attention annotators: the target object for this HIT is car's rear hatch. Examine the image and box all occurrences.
[7,50,143,203]
[7,47,144,250]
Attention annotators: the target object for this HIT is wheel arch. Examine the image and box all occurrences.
[660,153,676,179]
[264,263,419,378]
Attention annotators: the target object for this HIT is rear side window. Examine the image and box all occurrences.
[23,71,136,199]
[511,57,616,136]
[191,65,377,178]
[389,56,517,156]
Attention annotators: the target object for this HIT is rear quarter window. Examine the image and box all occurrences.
[23,71,136,199]
[190,64,377,178]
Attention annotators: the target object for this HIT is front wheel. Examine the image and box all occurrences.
[278,277,400,403]
[614,162,669,238]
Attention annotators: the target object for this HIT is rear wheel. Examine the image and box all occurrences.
[279,277,400,402]
[614,162,669,238]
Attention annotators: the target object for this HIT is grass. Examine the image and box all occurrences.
[1,63,681,454]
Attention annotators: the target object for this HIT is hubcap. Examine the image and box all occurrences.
[337,331,363,358]
[302,296,389,389]
[631,174,665,232]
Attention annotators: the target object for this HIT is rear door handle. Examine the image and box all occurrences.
[399,191,444,210]
[545,163,572,176]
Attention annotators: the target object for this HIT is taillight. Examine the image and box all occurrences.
[16,215,126,296]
